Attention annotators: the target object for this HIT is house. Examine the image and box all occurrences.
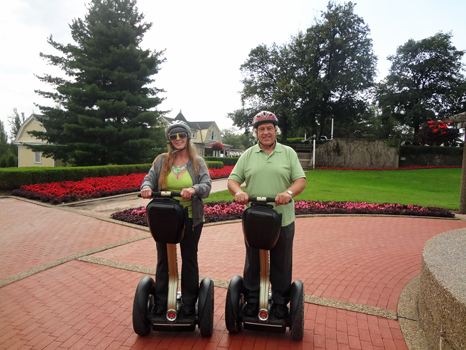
[13,114,65,167]
[13,111,228,167]
[162,111,230,156]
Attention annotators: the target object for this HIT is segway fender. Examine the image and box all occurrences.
[198,277,212,319]
[228,275,244,320]
[132,276,155,336]
[289,280,304,324]
[198,277,214,337]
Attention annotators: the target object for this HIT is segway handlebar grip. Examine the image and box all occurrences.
[138,191,196,199]
[248,197,292,204]
[248,197,277,203]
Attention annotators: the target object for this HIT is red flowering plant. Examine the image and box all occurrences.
[416,120,460,146]
[211,142,224,151]
[209,165,234,179]
[12,174,146,204]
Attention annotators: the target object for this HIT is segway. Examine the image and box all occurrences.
[132,191,214,337]
[225,196,304,341]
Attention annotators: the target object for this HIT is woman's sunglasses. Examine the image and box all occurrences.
[169,132,188,140]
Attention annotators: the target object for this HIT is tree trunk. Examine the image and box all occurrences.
[459,143,466,213]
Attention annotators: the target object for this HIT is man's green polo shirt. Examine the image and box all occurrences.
[229,142,306,227]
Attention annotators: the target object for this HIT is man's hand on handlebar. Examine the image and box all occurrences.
[234,190,249,205]
[141,188,152,199]
[275,191,292,206]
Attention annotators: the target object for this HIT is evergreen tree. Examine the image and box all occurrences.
[30,0,166,166]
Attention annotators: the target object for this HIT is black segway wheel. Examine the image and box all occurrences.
[132,276,155,336]
[225,275,244,333]
[289,280,304,341]
[198,277,214,337]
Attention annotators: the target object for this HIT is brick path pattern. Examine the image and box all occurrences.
[2,197,466,350]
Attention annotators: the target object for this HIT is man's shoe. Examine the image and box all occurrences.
[242,302,258,317]
[183,304,195,315]
[274,304,288,319]
[154,304,166,315]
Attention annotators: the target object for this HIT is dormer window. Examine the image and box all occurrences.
[210,130,215,141]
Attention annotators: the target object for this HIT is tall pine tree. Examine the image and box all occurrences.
[30,0,166,166]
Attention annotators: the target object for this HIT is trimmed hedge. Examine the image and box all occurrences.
[1,156,241,190]
[0,164,153,190]
[400,145,463,155]
[204,156,239,166]
[205,161,224,169]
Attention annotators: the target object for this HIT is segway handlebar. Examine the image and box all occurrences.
[248,197,277,203]
[247,197,292,204]
[138,191,196,199]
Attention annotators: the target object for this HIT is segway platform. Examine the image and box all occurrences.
[132,192,214,337]
[225,197,304,341]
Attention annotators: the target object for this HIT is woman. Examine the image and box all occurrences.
[141,121,212,316]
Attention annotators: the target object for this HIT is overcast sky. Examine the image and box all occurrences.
[1,0,465,140]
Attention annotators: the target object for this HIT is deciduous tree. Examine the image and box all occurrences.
[8,108,26,141]
[377,32,466,135]
[234,1,377,140]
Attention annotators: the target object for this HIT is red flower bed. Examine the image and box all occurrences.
[11,166,234,204]
[12,174,146,204]
[110,199,453,226]
[209,165,234,179]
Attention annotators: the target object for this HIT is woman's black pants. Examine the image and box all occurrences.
[154,219,203,307]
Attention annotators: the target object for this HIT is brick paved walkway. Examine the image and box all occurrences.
[1,196,466,349]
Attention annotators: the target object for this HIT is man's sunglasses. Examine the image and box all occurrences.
[169,132,188,140]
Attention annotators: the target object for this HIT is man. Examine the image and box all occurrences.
[227,111,306,319]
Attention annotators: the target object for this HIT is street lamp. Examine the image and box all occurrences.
[311,134,316,169]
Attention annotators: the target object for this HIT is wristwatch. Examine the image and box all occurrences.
[285,190,293,197]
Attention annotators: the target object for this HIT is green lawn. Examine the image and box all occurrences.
[206,168,462,210]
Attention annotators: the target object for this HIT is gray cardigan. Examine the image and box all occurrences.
[140,156,212,227]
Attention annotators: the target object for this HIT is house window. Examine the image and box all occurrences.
[34,151,42,164]
[210,130,215,141]
[192,131,196,139]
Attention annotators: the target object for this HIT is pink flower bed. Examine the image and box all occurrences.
[110,199,453,226]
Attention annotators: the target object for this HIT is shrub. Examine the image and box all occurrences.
[204,156,239,166]
[206,161,224,169]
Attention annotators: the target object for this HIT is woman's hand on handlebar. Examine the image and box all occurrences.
[141,188,152,199]
[181,187,196,200]
[234,190,249,205]
[275,191,292,206]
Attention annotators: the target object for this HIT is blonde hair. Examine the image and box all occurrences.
[153,139,205,189]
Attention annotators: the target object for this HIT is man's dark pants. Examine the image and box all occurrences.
[243,222,295,305]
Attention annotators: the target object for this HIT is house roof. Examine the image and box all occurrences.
[14,114,42,144]
[163,111,216,131]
